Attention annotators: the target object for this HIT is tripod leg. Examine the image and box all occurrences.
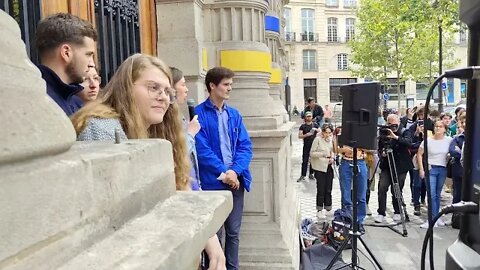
[325,234,352,270]
[386,150,408,237]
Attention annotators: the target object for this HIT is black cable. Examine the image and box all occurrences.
[358,247,378,270]
[422,74,445,270]
[420,201,478,270]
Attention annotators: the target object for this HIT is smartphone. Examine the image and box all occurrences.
[418,120,424,126]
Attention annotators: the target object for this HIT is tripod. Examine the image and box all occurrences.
[367,147,409,237]
[326,145,383,270]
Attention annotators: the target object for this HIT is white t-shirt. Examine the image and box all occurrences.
[419,136,453,167]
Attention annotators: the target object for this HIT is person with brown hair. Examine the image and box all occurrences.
[71,54,188,190]
[71,54,226,269]
[35,13,97,115]
[77,67,101,104]
[195,67,253,270]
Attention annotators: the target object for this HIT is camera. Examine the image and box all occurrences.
[378,125,391,136]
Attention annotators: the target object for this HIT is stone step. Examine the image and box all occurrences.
[240,248,292,263]
[241,221,281,232]
[239,262,295,270]
[240,233,286,249]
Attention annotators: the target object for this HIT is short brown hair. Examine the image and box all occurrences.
[205,67,234,93]
[170,67,183,86]
[35,13,97,58]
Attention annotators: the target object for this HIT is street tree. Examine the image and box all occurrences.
[349,0,459,109]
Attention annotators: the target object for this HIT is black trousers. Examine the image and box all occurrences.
[301,144,313,177]
[377,169,407,216]
[314,165,334,209]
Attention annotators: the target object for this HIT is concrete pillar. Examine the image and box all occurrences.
[0,10,76,165]
[156,1,299,268]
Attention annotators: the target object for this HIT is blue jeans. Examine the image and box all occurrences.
[428,166,448,220]
[217,186,245,270]
[339,159,368,224]
[412,169,421,206]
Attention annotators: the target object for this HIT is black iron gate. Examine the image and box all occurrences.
[0,0,42,63]
[94,0,141,83]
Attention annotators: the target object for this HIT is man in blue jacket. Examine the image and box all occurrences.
[195,67,253,270]
[35,13,97,115]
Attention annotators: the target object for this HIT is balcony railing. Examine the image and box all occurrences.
[285,32,320,42]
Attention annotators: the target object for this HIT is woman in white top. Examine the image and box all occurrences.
[417,119,453,228]
[310,124,335,219]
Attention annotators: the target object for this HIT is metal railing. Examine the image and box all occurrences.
[0,0,41,63]
[285,32,320,42]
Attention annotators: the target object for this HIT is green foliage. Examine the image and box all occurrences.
[349,0,460,106]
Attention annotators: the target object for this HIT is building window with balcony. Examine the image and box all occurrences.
[343,0,357,8]
[386,78,406,101]
[284,8,294,41]
[301,9,315,42]
[303,50,317,71]
[345,18,355,42]
[326,0,338,7]
[327,17,338,42]
[337,53,348,71]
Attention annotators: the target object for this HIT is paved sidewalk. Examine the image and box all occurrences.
[291,123,458,269]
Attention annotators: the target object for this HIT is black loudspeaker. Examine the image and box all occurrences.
[338,82,380,150]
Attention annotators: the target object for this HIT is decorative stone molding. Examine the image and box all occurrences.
[0,10,76,165]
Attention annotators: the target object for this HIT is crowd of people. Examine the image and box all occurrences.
[297,98,467,231]
[36,13,254,270]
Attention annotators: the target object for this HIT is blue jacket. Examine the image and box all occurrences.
[194,99,253,191]
[38,65,84,116]
[449,134,465,179]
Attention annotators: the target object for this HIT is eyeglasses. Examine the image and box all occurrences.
[134,81,176,104]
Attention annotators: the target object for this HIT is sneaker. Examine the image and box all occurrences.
[325,209,333,216]
[366,206,372,216]
[393,214,401,222]
[317,210,326,219]
[309,174,316,180]
[420,221,439,229]
[414,205,421,216]
[436,218,445,227]
[374,215,385,223]
[297,176,305,182]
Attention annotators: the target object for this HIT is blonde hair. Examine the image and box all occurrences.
[71,54,190,190]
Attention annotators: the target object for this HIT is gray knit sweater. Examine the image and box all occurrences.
[77,117,128,141]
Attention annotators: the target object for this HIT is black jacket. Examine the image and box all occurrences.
[378,128,414,174]
[39,65,84,116]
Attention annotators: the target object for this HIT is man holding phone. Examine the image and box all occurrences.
[298,111,318,182]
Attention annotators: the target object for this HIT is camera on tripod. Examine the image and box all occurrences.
[378,124,398,148]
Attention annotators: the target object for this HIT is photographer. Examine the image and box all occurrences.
[374,114,414,223]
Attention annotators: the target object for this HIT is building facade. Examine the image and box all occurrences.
[284,0,468,112]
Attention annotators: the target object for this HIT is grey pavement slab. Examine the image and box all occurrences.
[291,122,459,269]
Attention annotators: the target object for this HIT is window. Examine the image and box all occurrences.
[337,53,348,71]
[327,17,338,42]
[343,0,357,8]
[345,18,355,42]
[386,78,406,101]
[304,79,317,103]
[284,8,293,41]
[326,0,338,7]
[303,50,317,71]
[329,78,357,102]
[301,9,315,41]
